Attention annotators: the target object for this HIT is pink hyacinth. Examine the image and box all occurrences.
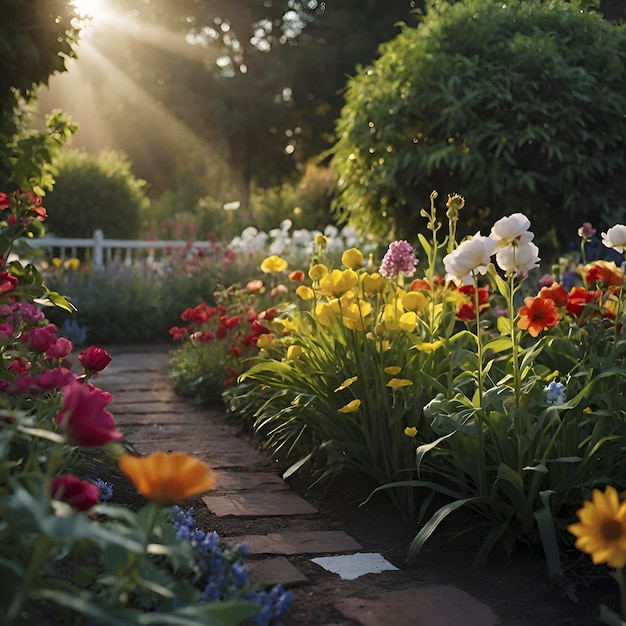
[379,240,418,280]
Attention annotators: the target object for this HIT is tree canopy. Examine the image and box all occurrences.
[0,0,80,192]
[331,0,626,251]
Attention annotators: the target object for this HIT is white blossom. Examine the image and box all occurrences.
[443,234,496,284]
[495,241,540,276]
[601,225,626,253]
[490,213,534,251]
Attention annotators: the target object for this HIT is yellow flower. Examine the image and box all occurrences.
[309,263,328,281]
[404,426,418,438]
[342,300,372,331]
[52,257,63,268]
[415,340,443,352]
[568,486,626,567]
[315,234,328,249]
[295,285,315,300]
[261,255,288,273]
[118,451,215,506]
[319,269,358,297]
[402,290,429,313]
[342,248,364,270]
[387,378,413,390]
[384,366,402,375]
[287,345,303,361]
[66,258,81,271]
[338,399,361,413]
[398,311,417,332]
[335,376,358,392]
[256,334,273,349]
[583,407,593,414]
[362,272,386,295]
[316,300,341,326]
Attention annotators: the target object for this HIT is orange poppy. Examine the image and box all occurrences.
[538,283,569,308]
[118,451,215,506]
[517,297,560,337]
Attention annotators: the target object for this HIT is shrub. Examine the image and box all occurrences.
[44,149,148,239]
[331,0,626,255]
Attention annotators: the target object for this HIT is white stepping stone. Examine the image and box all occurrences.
[311,552,399,580]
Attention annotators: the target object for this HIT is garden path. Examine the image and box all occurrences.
[93,344,516,626]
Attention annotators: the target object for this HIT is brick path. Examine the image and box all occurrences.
[96,345,502,626]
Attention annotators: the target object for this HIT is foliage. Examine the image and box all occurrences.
[0,188,290,624]
[331,0,626,255]
[44,149,149,239]
[251,163,336,233]
[221,190,626,577]
[55,0,419,201]
[0,0,81,192]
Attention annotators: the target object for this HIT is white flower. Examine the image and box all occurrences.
[601,225,626,253]
[495,241,540,276]
[443,234,496,284]
[490,213,534,251]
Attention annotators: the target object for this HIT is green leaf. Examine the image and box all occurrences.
[408,496,483,561]
[483,336,512,353]
[534,491,563,579]
[282,451,314,479]
[496,316,511,336]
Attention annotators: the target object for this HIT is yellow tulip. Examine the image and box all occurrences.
[398,311,417,332]
[118,451,215,506]
[287,345,303,360]
[295,285,315,300]
[309,263,329,281]
[387,378,413,390]
[362,272,386,296]
[261,255,288,273]
[402,290,429,313]
[342,248,364,270]
[338,399,361,413]
[319,269,358,297]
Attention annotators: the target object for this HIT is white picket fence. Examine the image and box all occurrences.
[24,229,212,270]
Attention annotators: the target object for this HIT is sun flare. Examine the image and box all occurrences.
[71,0,105,21]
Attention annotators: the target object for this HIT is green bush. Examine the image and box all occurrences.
[331,0,626,252]
[44,149,149,239]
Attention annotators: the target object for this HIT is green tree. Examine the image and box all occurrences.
[331,0,626,251]
[0,0,81,192]
[44,150,148,239]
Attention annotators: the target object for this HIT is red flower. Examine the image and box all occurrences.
[409,278,431,291]
[289,270,305,282]
[582,261,624,288]
[46,337,73,360]
[0,272,18,295]
[454,284,490,321]
[0,193,10,210]
[264,307,278,321]
[169,326,188,340]
[517,297,560,337]
[28,327,58,353]
[538,283,569,308]
[228,346,242,358]
[55,381,123,447]
[51,474,100,511]
[79,346,113,372]
[566,287,602,319]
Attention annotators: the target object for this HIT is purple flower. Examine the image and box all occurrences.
[578,222,596,242]
[379,241,418,280]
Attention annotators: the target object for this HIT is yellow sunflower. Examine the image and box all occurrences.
[568,486,626,568]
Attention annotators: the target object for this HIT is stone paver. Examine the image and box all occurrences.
[311,553,399,580]
[203,491,318,516]
[212,470,289,491]
[335,586,501,626]
[248,557,310,588]
[227,530,363,555]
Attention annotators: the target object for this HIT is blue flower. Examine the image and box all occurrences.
[545,380,566,404]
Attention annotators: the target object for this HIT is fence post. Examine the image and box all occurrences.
[93,229,104,270]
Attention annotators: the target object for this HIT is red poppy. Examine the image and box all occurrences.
[409,278,431,291]
[0,193,10,210]
[582,261,624,288]
[51,474,100,511]
[169,326,188,340]
[517,297,560,337]
[0,272,18,295]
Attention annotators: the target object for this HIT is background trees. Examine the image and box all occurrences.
[0,0,80,192]
[331,0,626,254]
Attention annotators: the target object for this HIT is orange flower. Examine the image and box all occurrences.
[517,296,560,337]
[118,451,215,505]
[582,260,624,288]
[538,283,569,308]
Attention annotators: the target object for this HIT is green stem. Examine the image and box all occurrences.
[618,567,626,622]
[506,273,523,472]
[473,276,487,497]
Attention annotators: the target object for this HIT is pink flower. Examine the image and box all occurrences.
[46,337,73,360]
[79,346,112,372]
[51,474,100,511]
[29,327,58,353]
[379,241,418,280]
[55,381,123,447]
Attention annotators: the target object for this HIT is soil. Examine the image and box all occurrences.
[100,422,619,626]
